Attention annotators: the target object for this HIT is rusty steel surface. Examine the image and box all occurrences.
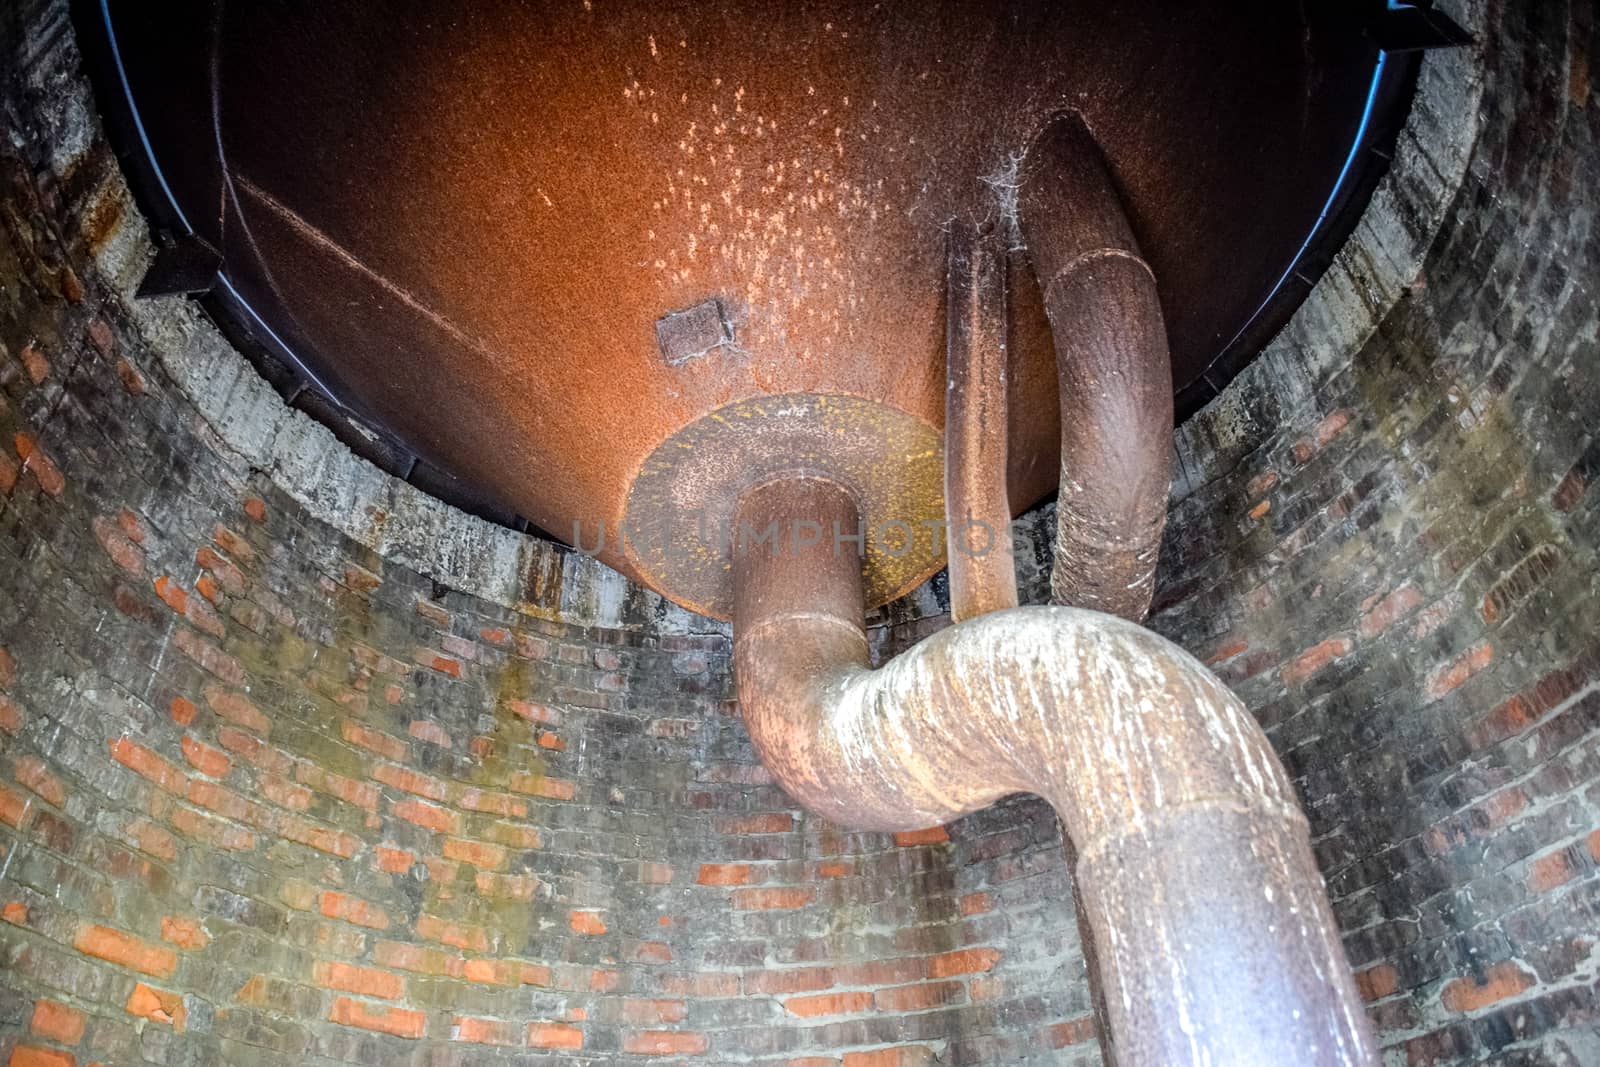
[943,221,1019,622]
[91,0,1384,613]
[732,476,1379,1066]
[1020,114,1173,621]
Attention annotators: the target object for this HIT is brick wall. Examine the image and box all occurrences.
[1140,3,1600,1063]
[0,5,1091,1065]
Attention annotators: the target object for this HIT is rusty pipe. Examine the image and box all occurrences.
[943,220,1019,621]
[1020,113,1173,620]
[733,477,1377,1066]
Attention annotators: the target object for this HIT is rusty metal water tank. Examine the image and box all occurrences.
[80,0,1415,616]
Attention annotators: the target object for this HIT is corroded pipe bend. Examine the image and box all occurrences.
[733,478,1377,1066]
[1020,113,1174,621]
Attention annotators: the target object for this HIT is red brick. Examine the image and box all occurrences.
[836,958,925,986]
[18,343,47,383]
[243,496,268,523]
[127,818,178,861]
[195,546,247,596]
[375,846,415,874]
[115,356,147,395]
[528,1023,585,1050]
[407,720,451,747]
[1425,642,1494,700]
[277,815,358,858]
[30,999,86,1044]
[784,991,873,1017]
[929,947,1002,978]
[9,1046,75,1067]
[259,774,312,811]
[296,763,377,811]
[744,967,834,995]
[0,450,15,495]
[623,1031,707,1056]
[202,686,269,734]
[1283,637,1352,685]
[73,924,178,976]
[1047,1016,1098,1048]
[715,812,793,834]
[179,736,230,778]
[959,891,993,916]
[320,891,390,930]
[0,695,21,734]
[893,825,949,847]
[874,980,963,1012]
[0,783,29,828]
[125,982,186,1029]
[1527,850,1578,893]
[696,863,751,886]
[569,910,608,935]
[507,771,577,800]
[392,797,457,834]
[3,901,28,925]
[1440,961,1535,1013]
[14,433,64,496]
[109,737,188,795]
[341,720,407,761]
[160,916,210,949]
[373,940,463,977]
[508,699,559,724]
[1354,964,1400,1002]
[731,886,814,911]
[172,629,244,685]
[414,598,450,626]
[372,763,448,801]
[415,648,462,678]
[328,996,425,1039]
[92,515,145,576]
[1359,585,1423,638]
[166,805,256,851]
[169,696,197,725]
[632,940,673,963]
[843,1048,935,1067]
[454,1015,520,1045]
[416,914,489,952]
[337,560,379,592]
[314,960,404,999]
[216,728,293,776]
[14,756,65,807]
[443,838,507,870]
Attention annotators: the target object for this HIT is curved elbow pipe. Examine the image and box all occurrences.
[733,477,1377,1066]
[1020,113,1173,620]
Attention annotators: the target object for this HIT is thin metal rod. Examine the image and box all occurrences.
[943,221,1019,621]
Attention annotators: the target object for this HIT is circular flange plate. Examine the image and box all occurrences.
[622,394,945,620]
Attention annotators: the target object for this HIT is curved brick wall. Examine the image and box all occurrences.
[3,2,1598,1067]
[1144,3,1600,1064]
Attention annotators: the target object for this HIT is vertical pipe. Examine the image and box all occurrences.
[944,220,1019,621]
